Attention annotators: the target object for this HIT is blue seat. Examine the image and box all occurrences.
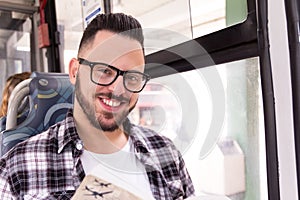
[0,112,29,133]
[0,73,74,156]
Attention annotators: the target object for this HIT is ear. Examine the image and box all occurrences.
[69,58,79,85]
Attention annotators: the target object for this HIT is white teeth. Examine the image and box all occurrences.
[102,99,121,107]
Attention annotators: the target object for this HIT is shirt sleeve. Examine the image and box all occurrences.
[0,159,14,199]
[178,153,195,198]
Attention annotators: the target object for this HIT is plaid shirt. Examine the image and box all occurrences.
[0,110,195,199]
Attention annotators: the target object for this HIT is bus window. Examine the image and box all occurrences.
[112,0,248,41]
[0,9,32,102]
[56,0,248,71]
[131,57,267,199]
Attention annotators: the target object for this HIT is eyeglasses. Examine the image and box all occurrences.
[78,58,151,93]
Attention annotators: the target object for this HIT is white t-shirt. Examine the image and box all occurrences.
[80,138,155,199]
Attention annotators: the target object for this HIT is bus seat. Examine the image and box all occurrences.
[0,78,32,132]
[0,111,29,133]
[0,73,74,156]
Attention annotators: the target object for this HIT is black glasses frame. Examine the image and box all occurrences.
[78,58,151,93]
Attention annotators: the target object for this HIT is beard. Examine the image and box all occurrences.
[75,74,137,132]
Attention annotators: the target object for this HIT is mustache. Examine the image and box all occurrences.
[95,93,130,102]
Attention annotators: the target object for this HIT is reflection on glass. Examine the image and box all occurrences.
[130,57,267,199]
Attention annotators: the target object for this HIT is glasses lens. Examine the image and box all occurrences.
[92,64,117,85]
[124,72,148,92]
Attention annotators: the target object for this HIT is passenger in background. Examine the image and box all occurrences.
[0,71,31,118]
[0,13,194,199]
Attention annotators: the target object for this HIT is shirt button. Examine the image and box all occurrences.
[76,141,83,150]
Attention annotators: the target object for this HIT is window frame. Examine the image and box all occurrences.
[284,0,300,195]
[144,0,280,199]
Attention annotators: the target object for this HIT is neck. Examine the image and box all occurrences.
[73,105,128,154]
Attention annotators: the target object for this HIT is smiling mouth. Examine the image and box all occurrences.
[97,94,129,110]
[102,98,121,107]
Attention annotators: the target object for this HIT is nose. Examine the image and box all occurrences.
[107,75,126,95]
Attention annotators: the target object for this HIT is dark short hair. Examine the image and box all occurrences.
[78,13,144,55]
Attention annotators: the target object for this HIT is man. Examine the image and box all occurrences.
[0,13,195,199]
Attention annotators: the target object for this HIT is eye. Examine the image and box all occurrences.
[94,65,114,76]
[126,74,142,83]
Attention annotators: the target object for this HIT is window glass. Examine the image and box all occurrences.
[112,0,248,47]
[56,0,192,70]
[55,0,84,72]
[56,0,248,70]
[0,10,32,102]
[190,0,248,38]
[130,57,268,199]
[112,0,193,54]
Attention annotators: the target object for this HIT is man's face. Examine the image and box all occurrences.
[75,30,145,132]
